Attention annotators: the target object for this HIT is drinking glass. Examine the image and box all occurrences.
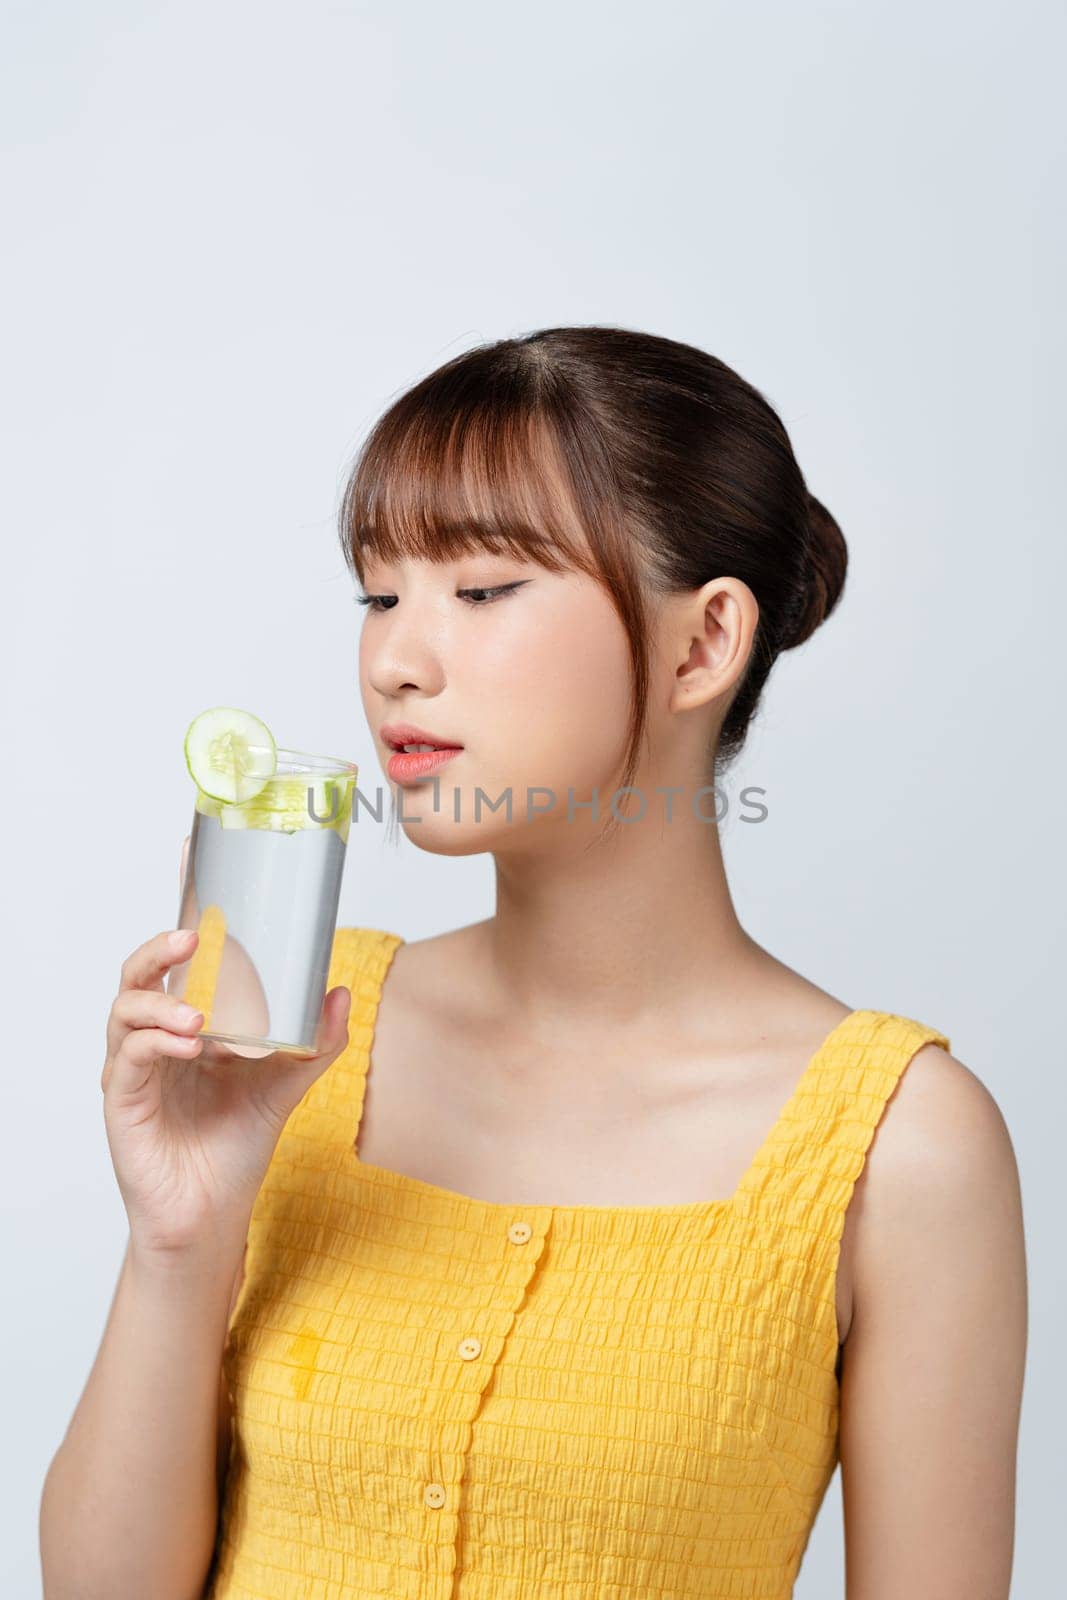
[166,748,357,1057]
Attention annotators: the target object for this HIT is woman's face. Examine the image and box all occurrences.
[357,550,639,857]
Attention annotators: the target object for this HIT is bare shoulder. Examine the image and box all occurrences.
[862,1041,1019,1215]
[835,1040,1027,1593]
[840,1039,1026,1335]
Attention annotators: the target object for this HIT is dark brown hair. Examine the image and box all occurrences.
[339,325,847,799]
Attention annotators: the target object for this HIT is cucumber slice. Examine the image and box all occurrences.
[184,707,277,804]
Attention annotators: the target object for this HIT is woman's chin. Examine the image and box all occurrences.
[397,814,508,857]
[385,765,612,853]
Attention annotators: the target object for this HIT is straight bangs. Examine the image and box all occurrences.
[338,378,606,588]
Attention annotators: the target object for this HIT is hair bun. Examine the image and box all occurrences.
[784,493,848,650]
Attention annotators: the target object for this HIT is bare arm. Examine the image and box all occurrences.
[40,1237,247,1600]
[839,1043,1027,1599]
[40,853,351,1600]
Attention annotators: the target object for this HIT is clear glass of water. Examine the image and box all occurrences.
[166,748,357,1058]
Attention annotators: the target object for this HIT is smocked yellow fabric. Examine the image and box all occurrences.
[204,926,951,1599]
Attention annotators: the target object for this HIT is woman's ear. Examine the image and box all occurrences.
[668,578,758,715]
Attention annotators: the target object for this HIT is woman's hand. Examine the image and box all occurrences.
[100,841,351,1262]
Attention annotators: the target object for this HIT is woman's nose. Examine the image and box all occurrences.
[364,618,446,700]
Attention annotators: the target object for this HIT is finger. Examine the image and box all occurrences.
[107,988,204,1057]
[124,1025,203,1065]
[118,928,199,996]
[309,985,352,1059]
[102,1025,203,1100]
[275,986,351,1069]
[252,988,352,1110]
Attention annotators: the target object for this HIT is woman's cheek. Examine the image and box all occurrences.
[496,613,632,794]
[491,699,628,808]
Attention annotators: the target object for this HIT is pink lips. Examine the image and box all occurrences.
[380,723,464,786]
[386,746,463,783]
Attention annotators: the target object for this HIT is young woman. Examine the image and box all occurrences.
[42,327,1026,1600]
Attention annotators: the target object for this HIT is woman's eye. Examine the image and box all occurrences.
[457,582,529,606]
[354,581,528,612]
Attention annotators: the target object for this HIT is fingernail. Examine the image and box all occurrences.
[176,1004,202,1025]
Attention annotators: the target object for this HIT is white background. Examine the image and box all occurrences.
[3,2,1062,1594]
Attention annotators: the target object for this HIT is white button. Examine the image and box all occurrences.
[424,1482,446,1508]
[457,1336,482,1360]
[507,1221,532,1245]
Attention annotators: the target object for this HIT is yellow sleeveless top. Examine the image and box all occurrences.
[204,925,951,1600]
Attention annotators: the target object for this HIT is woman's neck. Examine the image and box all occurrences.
[477,806,771,1034]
